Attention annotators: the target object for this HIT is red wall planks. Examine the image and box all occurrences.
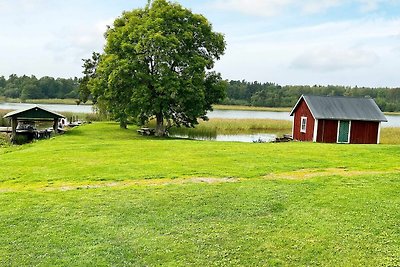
[316,120,338,143]
[293,99,315,141]
[350,121,379,144]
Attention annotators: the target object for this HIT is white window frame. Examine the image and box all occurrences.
[300,116,307,133]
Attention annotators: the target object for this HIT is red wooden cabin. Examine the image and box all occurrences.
[290,95,387,144]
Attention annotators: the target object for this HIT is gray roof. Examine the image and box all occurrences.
[290,95,387,122]
[4,105,65,119]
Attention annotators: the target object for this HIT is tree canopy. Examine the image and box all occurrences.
[81,0,226,134]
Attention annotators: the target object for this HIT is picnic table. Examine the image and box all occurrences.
[137,128,155,136]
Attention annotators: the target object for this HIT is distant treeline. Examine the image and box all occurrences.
[1,75,399,112]
[0,74,79,100]
[223,80,400,112]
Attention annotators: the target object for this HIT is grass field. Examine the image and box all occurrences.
[0,122,400,266]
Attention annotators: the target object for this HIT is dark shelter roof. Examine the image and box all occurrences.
[4,105,65,120]
[290,95,387,122]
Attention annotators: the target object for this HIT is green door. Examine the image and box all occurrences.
[338,121,350,143]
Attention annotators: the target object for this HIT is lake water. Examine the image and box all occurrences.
[1,102,399,141]
[208,109,291,120]
[172,133,277,143]
[0,102,93,113]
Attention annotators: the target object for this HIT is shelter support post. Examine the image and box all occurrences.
[11,118,17,140]
[53,118,59,134]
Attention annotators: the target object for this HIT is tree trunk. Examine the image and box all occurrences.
[119,119,127,129]
[155,112,165,136]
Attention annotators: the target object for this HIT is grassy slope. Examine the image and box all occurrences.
[1,122,399,266]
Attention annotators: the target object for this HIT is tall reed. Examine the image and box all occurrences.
[196,118,292,134]
[380,127,400,144]
[60,111,106,122]
[155,118,292,138]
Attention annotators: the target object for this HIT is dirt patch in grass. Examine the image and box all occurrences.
[52,177,239,191]
[188,177,238,184]
[266,168,399,180]
[59,182,120,191]
[0,189,11,193]
[0,177,240,192]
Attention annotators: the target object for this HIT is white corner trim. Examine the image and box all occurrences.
[377,122,381,144]
[313,119,318,142]
[348,121,352,143]
[292,114,295,139]
[336,121,340,143]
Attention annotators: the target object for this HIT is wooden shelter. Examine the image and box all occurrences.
[3,105,65,141]
[290,95,387,144]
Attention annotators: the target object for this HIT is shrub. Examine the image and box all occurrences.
[12,134,30,145]
[0,133,10,146]
[0,109,12,127]
[85,112,108,122]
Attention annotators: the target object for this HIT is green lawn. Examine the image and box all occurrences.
[1,122,399,266]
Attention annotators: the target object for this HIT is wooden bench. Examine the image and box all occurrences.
[0,127,11,133]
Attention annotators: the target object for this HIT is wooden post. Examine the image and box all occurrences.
[53,118,59,134]
[11,118,17,141]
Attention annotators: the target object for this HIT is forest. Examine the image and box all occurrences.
[223,80,400,112]
[1,74,399,112]
[0,74,79,101]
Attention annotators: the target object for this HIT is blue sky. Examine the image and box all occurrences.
[1,0,400,87]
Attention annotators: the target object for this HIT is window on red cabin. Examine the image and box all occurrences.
[300,117,307,133]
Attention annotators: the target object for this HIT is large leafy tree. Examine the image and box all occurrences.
[82,0,226,135]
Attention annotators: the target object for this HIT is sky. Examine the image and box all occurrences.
[1,0,400,87]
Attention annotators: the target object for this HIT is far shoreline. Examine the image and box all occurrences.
[1,98,399,115]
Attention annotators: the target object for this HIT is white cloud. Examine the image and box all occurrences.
[1,0,399,86]
[215,17,400,86]
[44,18,113,69]
[291,47,379,71]
[0,0,47,13]
[211,0,396,16]
[356,0,394,12]
[301,0,342,14]
[212,0,344,16]
[212,0,292,17]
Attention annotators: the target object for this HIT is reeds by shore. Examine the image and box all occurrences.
[167,118,292,139]
[380,127,400,144]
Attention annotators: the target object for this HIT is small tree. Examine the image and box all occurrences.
[81,0,226,135]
